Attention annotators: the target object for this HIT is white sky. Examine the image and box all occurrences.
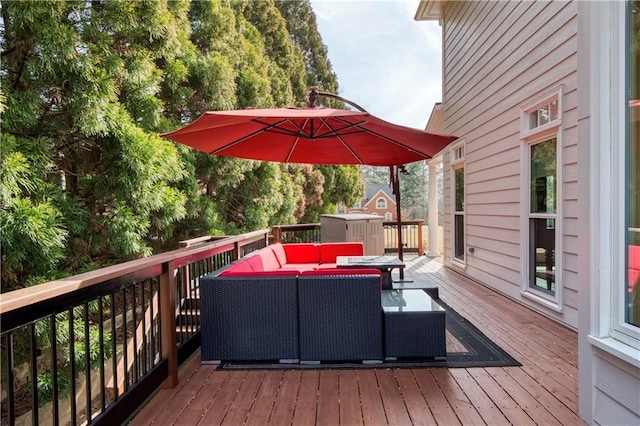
[309,0,443,130]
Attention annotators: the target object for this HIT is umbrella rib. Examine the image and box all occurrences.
[323,120,365,164]
[247,116,373,140]
[333,117,434,160]
[285,136,300,162]
[209,118,289,155]
[314,118,369,139]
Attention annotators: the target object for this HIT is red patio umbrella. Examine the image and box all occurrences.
[162,90,457,270]
[162,106,455,166]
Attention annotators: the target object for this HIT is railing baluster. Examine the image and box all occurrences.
[150,281,156,366]
[177,266,185,344]
[29,323,38,426]
[5,333,16,425]
[69,308,77,426]
[98,297,106,411]
[110,293,118,402]
[122,288,128,392]
[142,281,148,375]
[132,285,139,384]
[83,303,92,424]
[51,315,59,425]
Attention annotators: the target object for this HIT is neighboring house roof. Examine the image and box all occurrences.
[364,183,395,203]
[362,189,396,207]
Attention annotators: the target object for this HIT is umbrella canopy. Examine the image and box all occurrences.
[162,107,456,167]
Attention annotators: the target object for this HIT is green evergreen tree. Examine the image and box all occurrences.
[1,0,364,284]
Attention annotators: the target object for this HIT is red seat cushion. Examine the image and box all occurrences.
[319,242,364,264]
[220,270,300,277]
[300,268,382,288]
[220,256,263,275]
[283,243,320,264]
[300,268,381,277]
[278,263,317,272]
[316,263,337,269]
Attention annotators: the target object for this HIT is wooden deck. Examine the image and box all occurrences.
[131,256,583,425]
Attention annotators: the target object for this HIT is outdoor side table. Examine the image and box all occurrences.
[381,289,446,359]
[336,255,405,290]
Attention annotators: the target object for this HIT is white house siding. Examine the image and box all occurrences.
[440,0,579,328]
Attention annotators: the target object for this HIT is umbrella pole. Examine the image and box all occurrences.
[391,166,405,280]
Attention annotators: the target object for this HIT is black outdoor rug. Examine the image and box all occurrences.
[216,291,521,371]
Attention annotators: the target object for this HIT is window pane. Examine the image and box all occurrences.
[531,138,557,213]
[530,218,555,293]
[550,100,559,121]
[455,168,464,211]
[626,0,640,327]
[454,214,465,261]
[539,105,549,125]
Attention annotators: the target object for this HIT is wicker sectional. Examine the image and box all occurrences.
[200,243,384,363]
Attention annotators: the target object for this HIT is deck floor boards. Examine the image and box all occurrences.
[131,256,584,425]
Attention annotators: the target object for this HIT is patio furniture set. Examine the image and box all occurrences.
[200,242,446,364]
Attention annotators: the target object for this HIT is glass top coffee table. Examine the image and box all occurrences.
[336,256,405,290]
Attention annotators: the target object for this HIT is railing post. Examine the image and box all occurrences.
[159,261,178,388]
[417,220,424,255]
[272,226,282,244]
[233,241,242,261]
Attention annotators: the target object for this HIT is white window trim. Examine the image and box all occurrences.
[376,198,387,209]
[450,139,466,268]
[519,88,564,311]
[589,0,640,356]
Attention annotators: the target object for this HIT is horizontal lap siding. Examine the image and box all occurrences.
[441,0,578,328]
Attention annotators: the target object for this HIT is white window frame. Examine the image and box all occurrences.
[587,0,640,361]
[376,198,387,209]
[450,139,466,267]
[384,212,393,221]
[519,87,564,312]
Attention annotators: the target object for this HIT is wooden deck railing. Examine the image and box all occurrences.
[0,230,268,426]
[271,223,321,244]
[272,220,424,255]
[383,220,424,255]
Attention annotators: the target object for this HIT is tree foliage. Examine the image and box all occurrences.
[362,164,432,221]
[0,0,363,291]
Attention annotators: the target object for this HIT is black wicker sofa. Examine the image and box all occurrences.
[200,242,384,364]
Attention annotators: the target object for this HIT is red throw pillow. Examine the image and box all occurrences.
[319,242,365,264]
[283,243,320,263]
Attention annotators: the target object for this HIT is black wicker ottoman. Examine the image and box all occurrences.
[381,289,446,359]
